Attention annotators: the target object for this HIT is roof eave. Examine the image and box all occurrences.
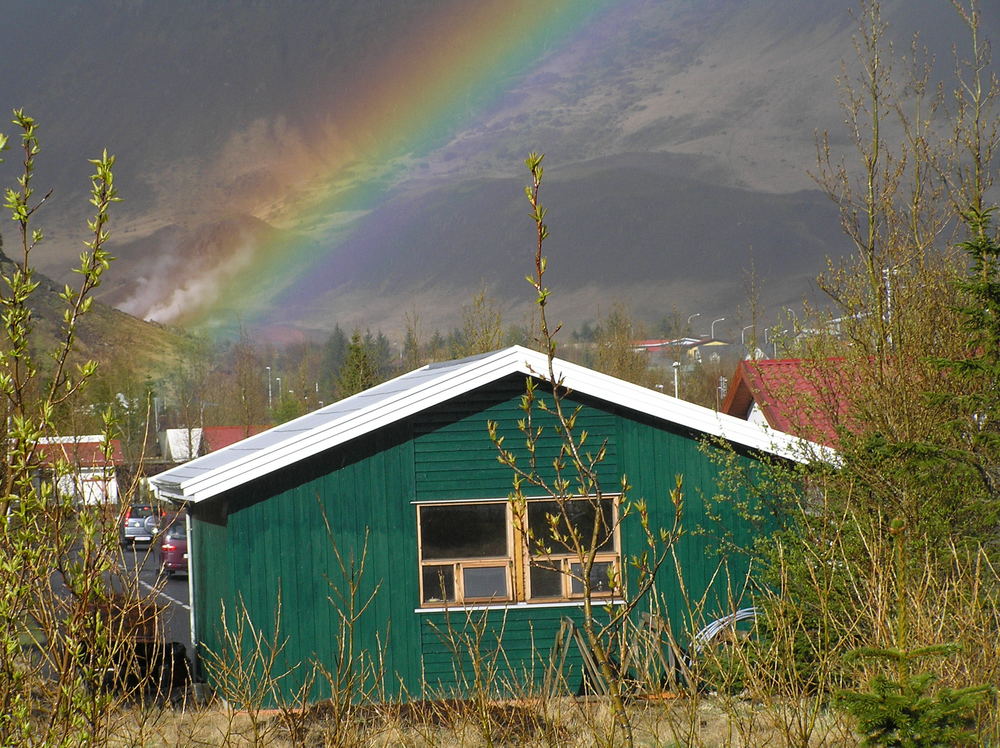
[154,346,833,504]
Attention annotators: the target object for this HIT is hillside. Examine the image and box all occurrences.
[0,0,995,338]
[0,248,188,376]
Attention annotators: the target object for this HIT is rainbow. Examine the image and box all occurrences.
[182,0,621,333]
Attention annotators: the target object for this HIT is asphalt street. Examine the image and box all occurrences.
[120,543,193,657]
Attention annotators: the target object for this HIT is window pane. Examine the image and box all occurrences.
[570,561,615,594]
[420,503,508,559]
[462,566,508,599]
[422,565,455,603]
[527,499,615,554]
[529,563,564,598]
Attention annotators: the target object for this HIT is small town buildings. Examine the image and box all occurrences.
[151,346,820,705]
[35,435,123,505]
[160,428,203,462]
[201,425,269,453]
[633,337,734,366]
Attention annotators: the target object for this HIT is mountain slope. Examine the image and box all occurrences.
[0,249,187,374]
[0,0,994,337]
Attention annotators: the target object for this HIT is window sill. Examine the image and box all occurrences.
[415,599,626,614]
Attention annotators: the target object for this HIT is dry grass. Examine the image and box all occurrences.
[99,694,861,747]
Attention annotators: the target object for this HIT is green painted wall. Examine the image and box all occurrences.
[190,374,768,706]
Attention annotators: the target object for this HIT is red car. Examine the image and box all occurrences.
[157,519,188,578]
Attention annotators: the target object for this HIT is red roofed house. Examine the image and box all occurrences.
[720,359,854,448]
[35,435,124,505]
[201,426,269,452]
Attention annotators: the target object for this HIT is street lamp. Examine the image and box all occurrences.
[763,328,777,358]
[266,366,272,410]
[741,324,754,347]
[672,361,681,399]
[686,312,701,329]
[711,317,726,339]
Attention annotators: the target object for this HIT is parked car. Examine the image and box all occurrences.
[157,519,188,577]
[120,504,161,546]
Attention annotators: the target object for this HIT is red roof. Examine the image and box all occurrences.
[721,359,854,448]
[201,425,269,453]
[34,437,124,468]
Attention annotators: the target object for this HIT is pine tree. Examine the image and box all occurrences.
[931,207,1000,502]
[336,331,378,399]
[837,520,994,746]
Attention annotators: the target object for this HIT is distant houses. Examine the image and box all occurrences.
[32,424,271,506]
[633,337,734,367]
[159,425,270,462]
[34,435,123,505]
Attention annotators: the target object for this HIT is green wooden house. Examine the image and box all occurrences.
[151,346,816,705]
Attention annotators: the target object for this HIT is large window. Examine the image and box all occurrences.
[417,497,620,607]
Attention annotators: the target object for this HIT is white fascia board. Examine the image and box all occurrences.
[172,348,534,502]
[541,354,824,462]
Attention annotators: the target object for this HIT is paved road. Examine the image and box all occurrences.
[120,543,192,656]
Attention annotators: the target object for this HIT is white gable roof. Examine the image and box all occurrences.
[150,346,829,504]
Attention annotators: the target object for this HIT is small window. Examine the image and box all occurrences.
[526,499,616,553]
[526,497,619,600]
[420,503,508,559]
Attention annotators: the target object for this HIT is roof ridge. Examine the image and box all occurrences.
[152,346,830,503]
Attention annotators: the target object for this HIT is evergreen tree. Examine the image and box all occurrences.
[836,520,994,746]
[936,207,1000,501]
[321,324,349,392]
[427,329,447,361]
[336,330,378,398]
[364,329,394,380]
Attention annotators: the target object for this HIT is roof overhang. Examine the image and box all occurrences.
[151,346,833,505]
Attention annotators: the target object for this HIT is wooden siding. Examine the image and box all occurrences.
[191,516,229,681]
[418,605,614,696]
[413,376,619,500]
[616,413,763,628]
[190,374,767,706]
